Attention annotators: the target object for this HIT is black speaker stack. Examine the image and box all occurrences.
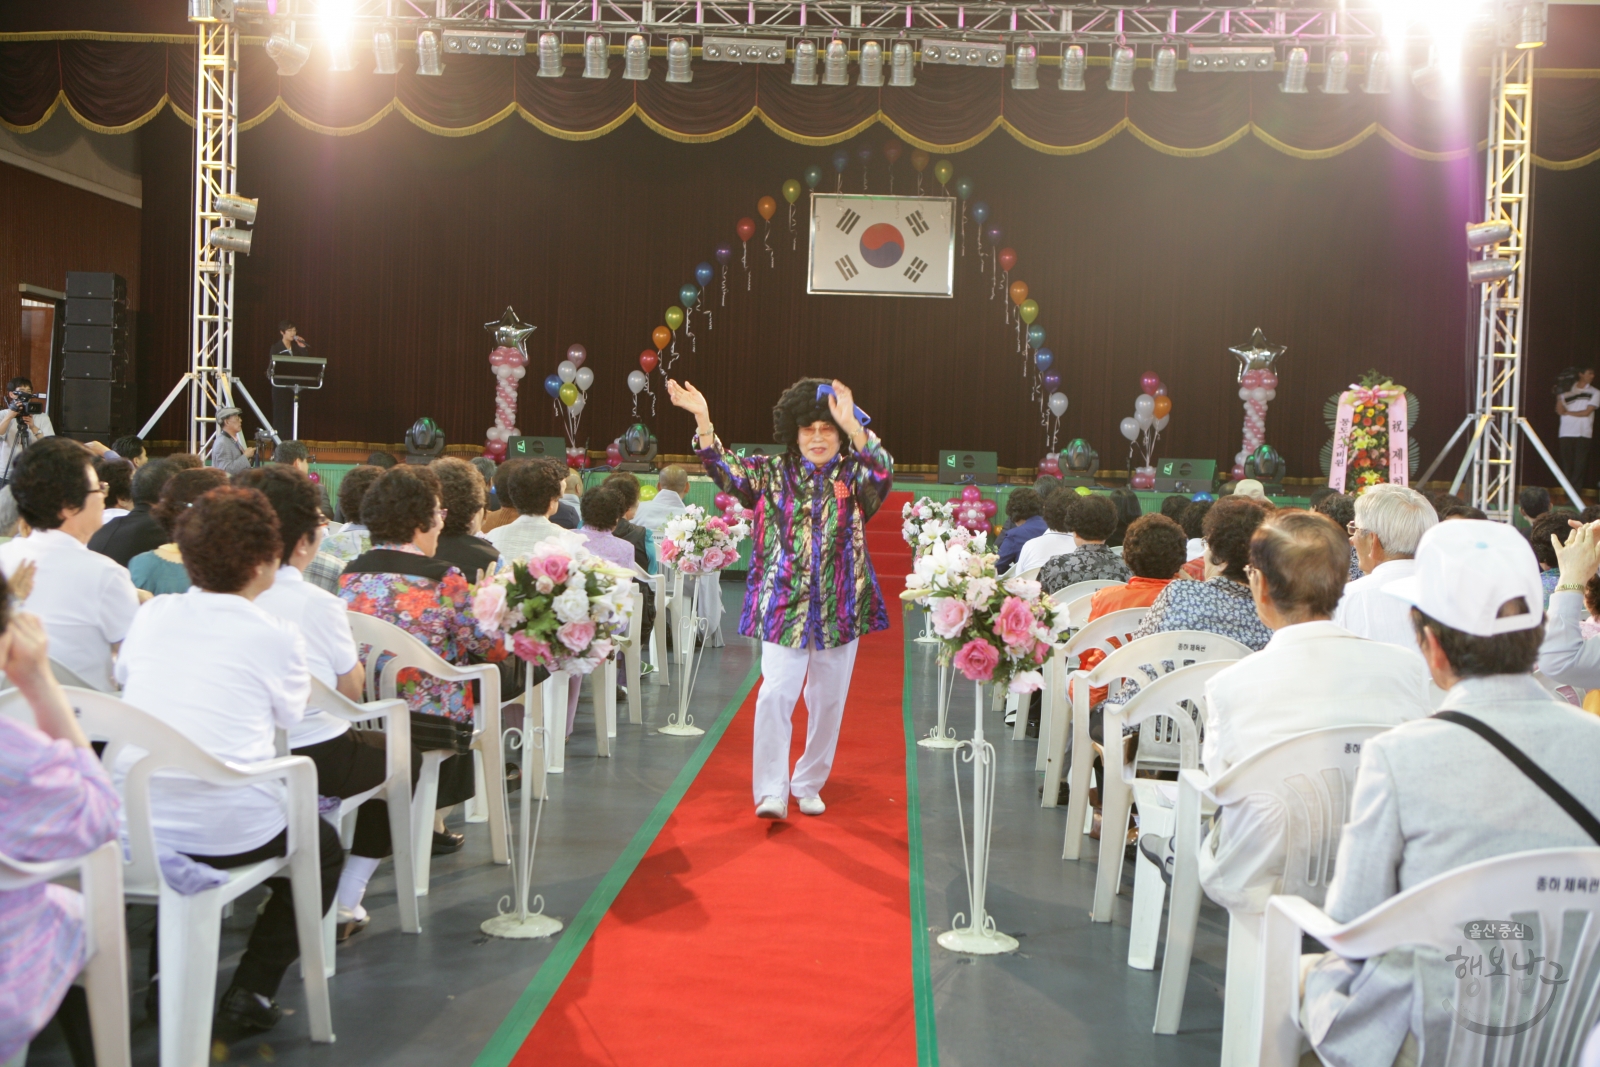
[56,272,136,441]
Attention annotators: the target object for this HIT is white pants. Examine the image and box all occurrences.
[752,639,859,804]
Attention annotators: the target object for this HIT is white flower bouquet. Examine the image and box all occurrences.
[468,539,635,676]
[901,496,956,555]
[900,537,1071,693]
[659,504,750,575]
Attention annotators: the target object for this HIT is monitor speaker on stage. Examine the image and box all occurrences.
[730,442,786,459]
[938,450,999,485]
[1151,458,1217,494]
[507,436,568,459]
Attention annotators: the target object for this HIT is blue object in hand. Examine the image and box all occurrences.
[815,383,871,427]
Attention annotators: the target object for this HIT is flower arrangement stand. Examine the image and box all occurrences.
[660,579,712,737]
[914,605,941,645]
[936,681,1019,955]
[481,670,563,940]
[542,670,569,774]
[917,660,959,750]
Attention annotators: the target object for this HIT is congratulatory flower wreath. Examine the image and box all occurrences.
[901,535,1072,693]
[469,539,635,676]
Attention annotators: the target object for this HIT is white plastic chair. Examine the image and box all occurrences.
[1055,578,1122,603]
[1254,847,1600,1067]
[0,840,129,1067]
[633,561,669,687]
[1037,608,1148,806]
[1154,724,1389,1062]
[1016,565,1042,584]
[1008,585,1108,743]
[58,686,336,1067]
[300,677,418,976]
[1062,630,1249,861]
[344,612,508,883]
[577,580,645,751]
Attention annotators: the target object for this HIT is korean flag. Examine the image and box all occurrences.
[807,194,956,298]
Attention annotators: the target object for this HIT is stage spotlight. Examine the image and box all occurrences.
[1322,44,1349,93]
[1466,220,1513,248]
[666,37,692,83]
[624,34,649,80]
[821,39,849,85]
[538,33,563,77]
[1009,44,1038,90]
[266,28,311,76]
[216,193,258,224]
[207,225,252,255]
[584,34,610,78]
[888,41,915,87]
[1518,2,1547,48]
[1149,44,1176,91]
[416,30,444,76]
[1468,258,1516,285]
[858,40,884,86]
[1281,46,1308,93]
[373,25,399,74]
[1363,49,1391,93]
[1107,43,1135,92]
[792,39,818,85]
[1059,44,1086,90]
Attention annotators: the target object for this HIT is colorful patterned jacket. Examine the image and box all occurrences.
[697,433,894,649]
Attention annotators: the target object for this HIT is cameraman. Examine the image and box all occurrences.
[0,377,54,487]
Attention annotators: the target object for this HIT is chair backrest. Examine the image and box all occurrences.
[1062,592,1097,629]
[1209,724,1393,903]
[1086,628,1251,689]
[1106,660,1236,776]
[1315,846,1600,1065]
[1057,578,1120,603]
[1061,607,1148,668]
[50,658,100,691]
[0,843,97,890]
[1016,565,1042,584]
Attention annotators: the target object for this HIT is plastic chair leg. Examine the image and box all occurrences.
[1154,779,1206,1034]
[158,890,224,1067]
[464,751,488,824]
[477,699,510,864]
[385,767,421,934]
[80,843,130,1067]
[1040,689,1072,810]
[287,843,335,1044]
[625,648,642,725]
[1062,705,1092,859]
[411,752,444,896]
[1091,775,1133,921]
[594,666,614,756]
[1219,909,1264,1067]
[1127,786,1173,970]
[1258,902,1311,1067]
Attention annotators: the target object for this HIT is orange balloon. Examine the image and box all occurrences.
[652,326,671,351]
[1152,395,1173,419]
[757,195,777,221]
[1008,281,1029,306]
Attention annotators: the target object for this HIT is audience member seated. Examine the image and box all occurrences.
[1033,474,1062,502]
[0,486,21,543]
[486,459,565,561]
[366,451,397,469]
[339,466,506,847]
[996,488,1045,573]
[320,464,382,559]
[1581,503,1600,525]
[1179,498,1212,577]
[1105,487,1142,548]
[573,485,653,719]
[0,595,120,1065]
[1307,486,1338,512]
[1518,484,1551,525]
[1015,487,1079,575]
[129,468,229,595]
[1230,478,1268,503]
[113,486,342,1036]
[479,458,526,535]
[1139,511,1430,903]
[1313,491,1363,581]
[429,457,500,581]
[0,438,143,691]
[107,435,147,468]
[1440,504,1488,521]
[1124,495,1272,652]
[1529,509,1578,608]
[1039,494,1131,594]
[602,472,652,570]
[239,465,417,938]
[270,440,333,518]
[1536,518,1600,688]
[559,469,583,520]
[635,465,691,531]
[1299,519,1600,1067]
[1333,483,1438,651]
[95,456,134,523]
[89,458,177,566]
[1158,494,1189,523]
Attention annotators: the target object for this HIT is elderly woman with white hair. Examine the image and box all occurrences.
[1332,483,1438,651]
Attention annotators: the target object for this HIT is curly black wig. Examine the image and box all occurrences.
[772,378,841,453]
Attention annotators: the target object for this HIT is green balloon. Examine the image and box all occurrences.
[664,305,684,331]
[679,284,699,309]
[782,179,802,204]
[559,382,579,406]
[804,165,823,189]
[639,484,659,501]
[932,159,954,186]
[953,176,974,200]
[1019,299,1039,325]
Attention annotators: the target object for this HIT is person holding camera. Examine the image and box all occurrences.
[0,377,55,487]
[210,405,256,475]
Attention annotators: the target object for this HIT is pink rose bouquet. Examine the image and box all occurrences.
[469,538,635,676]
[660,504,750,576]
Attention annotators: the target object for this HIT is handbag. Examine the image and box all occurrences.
[408,711,474,755]
[1432,710,1600,845]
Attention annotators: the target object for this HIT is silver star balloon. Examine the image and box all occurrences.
[1231,327,1286,382]
[484,306,537,357]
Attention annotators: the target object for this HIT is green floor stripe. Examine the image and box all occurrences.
[473,656,763,1067]
[903,618,941,1067]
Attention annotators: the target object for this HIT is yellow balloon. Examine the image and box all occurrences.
[932,159,954,186]
[559,382,579,406]
[664,305,684,331]
[782,179,802,204]
[1019,299,1040,325]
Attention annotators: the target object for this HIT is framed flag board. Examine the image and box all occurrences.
[807,194,957,298]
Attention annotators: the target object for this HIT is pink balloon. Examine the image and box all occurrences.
[485,440,508,459]
[980,500,997,517]
[714,492,733,511]
[489,349,509,367]
[1231,463,1247,480]
[1258,371,1278,389]
[567,344,587,367]
[961,485,982,503]
[1140,371,1160,395]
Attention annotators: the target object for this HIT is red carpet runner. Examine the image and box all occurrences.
[511,501,917,1067]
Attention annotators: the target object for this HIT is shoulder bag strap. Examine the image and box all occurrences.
[1433,710,1600,846]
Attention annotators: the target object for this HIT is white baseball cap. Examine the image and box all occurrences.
[1233,478,1267,501]
[1382,519,1544,636]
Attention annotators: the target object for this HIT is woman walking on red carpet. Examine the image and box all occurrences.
[666,377,893,820]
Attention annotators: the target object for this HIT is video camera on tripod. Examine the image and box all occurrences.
[8,390,44,417]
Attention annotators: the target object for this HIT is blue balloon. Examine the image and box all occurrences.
[1027,325,1046,348]
[544,374,562,398]
[832,149,849,173]
[695,262,714,287]
[1191,492,1216,503]
[1034,348,1053,372]
[970,201,990,225]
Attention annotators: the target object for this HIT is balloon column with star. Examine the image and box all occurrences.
[483,306,534,460]
[1119,371,1173,490]
[1229,328,1285,482]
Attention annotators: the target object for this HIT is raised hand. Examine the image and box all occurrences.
[826,380,864,441]
[666,379,708,418]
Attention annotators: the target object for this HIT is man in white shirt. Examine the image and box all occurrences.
[1556,365,1600,491]
[486,458,569,560]
[1139,510,1430,913]
[1332,482,1437,651]
[1015,488,1077,574]
[0,376,55,487]
[634,464,690,532]
[0,438,142,690]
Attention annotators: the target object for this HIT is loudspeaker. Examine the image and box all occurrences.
[937,449,999,485]
[1151,458,1218,494]
[65,272,127,301]
[506,436,568,459]
[63,299,126,328]
[63,324,128,353]
[62,353,128,380]
[58,379,134,435]
[52,272,134,439]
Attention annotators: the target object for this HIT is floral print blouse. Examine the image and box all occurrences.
[339,545,507,724]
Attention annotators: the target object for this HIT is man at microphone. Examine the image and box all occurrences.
[269,319,309,440]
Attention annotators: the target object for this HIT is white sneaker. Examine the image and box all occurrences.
[796,796,825,816]
[755,796,788,819]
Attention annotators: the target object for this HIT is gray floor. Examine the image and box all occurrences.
[29,589,1231,1067]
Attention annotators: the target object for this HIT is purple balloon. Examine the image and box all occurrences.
[714,244,734,265]
[985,224,1004,244]
[1044,373,1061,391]
[567,344,587,367]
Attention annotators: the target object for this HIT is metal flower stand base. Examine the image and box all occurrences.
[914,605,940,645]
[936,680,1018,955]
[917,661,959,750]
[482,671,564,940]
[660,595,711,737]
